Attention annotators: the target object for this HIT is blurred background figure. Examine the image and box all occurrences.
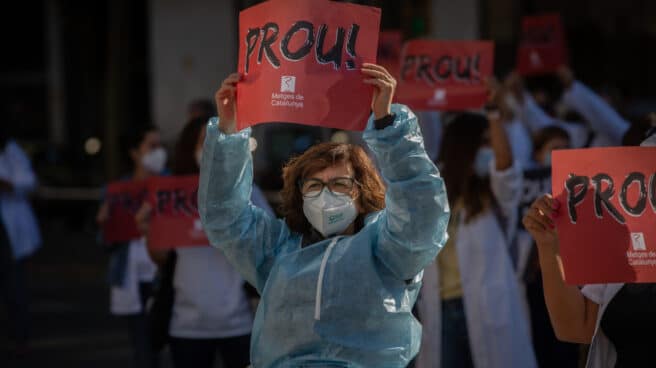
[137,116,259,368]
[416,83,537,368]
[96,125,165,368]
[0,124,41,357]
[187,100,216,121]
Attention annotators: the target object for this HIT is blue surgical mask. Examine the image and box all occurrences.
[542,152,552,167]
[474,147,494,177]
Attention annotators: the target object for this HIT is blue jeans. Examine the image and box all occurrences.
[441,298,473,368]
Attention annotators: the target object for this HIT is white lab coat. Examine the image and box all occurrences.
[517,81,629,149]
[0,140,41,260]
[416,161,537,368]
[580,283,624,368]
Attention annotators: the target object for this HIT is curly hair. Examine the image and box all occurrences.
[280,142,386,235]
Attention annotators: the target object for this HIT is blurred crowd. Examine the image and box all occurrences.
[0,57,654,368]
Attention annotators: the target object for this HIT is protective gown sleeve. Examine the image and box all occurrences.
[198,118,294,292]
[363,104,450,281]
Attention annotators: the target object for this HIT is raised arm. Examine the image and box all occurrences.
[559,67,629,146]
[523,194,599,343]
[198,74,294,292]
[363,104,450,281]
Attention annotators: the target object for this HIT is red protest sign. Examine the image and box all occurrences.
[396,40,494,111]
[146,175,208,249]
[516,14,568,76]
[237,0,381,131]
[378,30,403,80]
[552,147,656,284]
[103,180,148,243]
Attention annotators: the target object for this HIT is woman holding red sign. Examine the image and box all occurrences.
[198,64,449,367]
[138,117,259,368]
[522,131,656,368]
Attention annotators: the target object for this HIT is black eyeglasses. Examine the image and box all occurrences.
[299,177,360,198]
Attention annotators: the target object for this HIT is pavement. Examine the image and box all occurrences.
[0,203,226,368]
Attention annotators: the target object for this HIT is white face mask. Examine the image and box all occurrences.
[195,149,203,166]
[641,133,656,147]
[474,147,494,177]
[303,188,358,238]
[142,147,167,174]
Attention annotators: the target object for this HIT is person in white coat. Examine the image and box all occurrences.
[0,126,41,355]
[139,117,260,368]
[522,130,656,368]
[96,125,165,368]
[416,85,537,368]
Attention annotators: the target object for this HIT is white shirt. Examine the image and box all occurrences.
[110,238,157,315]
[169,246,253,338]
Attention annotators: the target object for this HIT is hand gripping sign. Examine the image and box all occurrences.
[396,40,494,111]
[237,0,381,131]
[516,13,568,76]
[146,175,208,249]
[552,147,656,284]
[103,180,148,243]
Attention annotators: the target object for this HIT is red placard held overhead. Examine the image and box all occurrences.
[516,14,568,76]
[103,180,148,243]
[377,30,403,80]
[146,175,208,249]
[396,40,494,111]
[237,0,381,131]
[552,147,656,284]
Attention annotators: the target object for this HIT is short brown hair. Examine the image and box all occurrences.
[280,142,386,235]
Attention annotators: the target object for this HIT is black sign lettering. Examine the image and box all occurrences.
[619,172,647,217]
[258,23,281,68]
[565,174,589,224]
[315,25,345,70]
[280,21,315,61]
[591,173,626,224]
[245,28,261,74]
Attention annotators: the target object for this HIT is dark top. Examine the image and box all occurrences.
[600,283,656,368]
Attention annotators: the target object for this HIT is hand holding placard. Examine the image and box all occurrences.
[361,63,396,120]
[523,194,560,252]
[215,73,240,134]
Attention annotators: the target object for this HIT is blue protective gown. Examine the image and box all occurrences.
[199,104,450,368]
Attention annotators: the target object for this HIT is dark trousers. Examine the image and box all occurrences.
[441,298,474,368]
[527,274,579,368]
[170,334,251,368]
[0,220,29,346]
[120,282,158,368]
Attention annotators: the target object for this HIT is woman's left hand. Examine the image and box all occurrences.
[135,202,153,236]
[362,63,396,120]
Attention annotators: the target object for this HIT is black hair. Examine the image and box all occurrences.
[171,117,208,175]
[438,112,492,222]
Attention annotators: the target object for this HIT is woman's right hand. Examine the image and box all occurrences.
[523,194,560,252]
[214,73,240,134]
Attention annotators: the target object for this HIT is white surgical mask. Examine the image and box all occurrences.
[641,133,656,147]
[142,147,167,174]
[474,147,494,177]
[303,188,357,238]
[195,149,203,166]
